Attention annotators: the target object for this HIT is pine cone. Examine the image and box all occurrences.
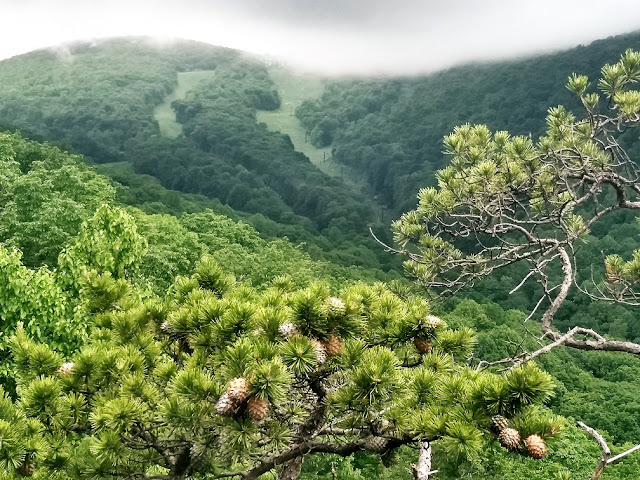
[363,436,388,452]
[498,428,521,450]
[325,297,346,317]
[310,339,327,364]
[215,393,237,416]
[57,362,75,375]
[491,415,510,432]
[18,457,35,477]
[424,314,444,330]
[381,449,396,467]
[227,377,250,403]
[279,322,299,338]
[414,337,433,353]
[524,434,547,459]
[323,335,343,357]
[246,397,270,420]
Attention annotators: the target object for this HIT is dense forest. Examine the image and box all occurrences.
[0,38,392,271]
[3,130,640,479]
[296,32,640,343]
[296,32,640,214]
[1,33,640,479]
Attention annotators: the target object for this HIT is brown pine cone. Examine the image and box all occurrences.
[323,335,344,357]
[491,415,510,432]
[215,393,237,416]
[524,434,547,459]
[498,427,521,450]
[279,322,299,338]
[18,457,35,477]
[310,339,327,364]
[414,337,433,353]
[227,377,250,403]
[246,397,270,420]
[57,362,75,375]
[424,314,444,330]
[325,297,346,317]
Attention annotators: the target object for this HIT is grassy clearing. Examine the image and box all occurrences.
[154,70,216,138]
[257,68,386,221]
[256,69,341,177]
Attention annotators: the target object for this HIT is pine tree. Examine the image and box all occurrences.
[3,257,561,479]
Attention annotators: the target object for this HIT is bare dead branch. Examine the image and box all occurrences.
[575,421,640,479]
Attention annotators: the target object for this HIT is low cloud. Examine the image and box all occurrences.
[1,0,640,75]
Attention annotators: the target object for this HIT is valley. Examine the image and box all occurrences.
[256,69,333,173]
[256,67,387,221]
[0,34,640,479]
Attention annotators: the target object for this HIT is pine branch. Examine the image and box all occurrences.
[576,421,640,479]
[216,437,415,480]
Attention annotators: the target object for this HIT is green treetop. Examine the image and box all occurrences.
[390,49,640,478]
[4,256,560,480]
[392,49,640,356]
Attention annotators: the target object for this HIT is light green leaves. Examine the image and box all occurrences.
[59,203,147,283]
[599,49,640,96]
[567,73,589,97]
[613,90,640,116]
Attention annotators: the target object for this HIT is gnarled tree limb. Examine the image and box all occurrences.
[578,421,640,480]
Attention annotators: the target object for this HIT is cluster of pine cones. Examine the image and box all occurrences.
[215,377,270,421]
[492,415,548,459]
[279,297,347,363]
[280,322,344,363]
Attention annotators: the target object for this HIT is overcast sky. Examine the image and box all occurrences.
[2,0,640,75]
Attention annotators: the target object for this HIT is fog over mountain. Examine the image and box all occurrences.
[2,0,640,74]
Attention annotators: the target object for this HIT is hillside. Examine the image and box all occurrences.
[2,34,640,478]
[295,31,640,341]
[2,130,640,479]
[0,37,393,270]
[296,31,640,214]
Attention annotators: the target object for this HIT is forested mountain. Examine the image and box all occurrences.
[2,130,640,479]
[0,38,391,270]
[2,33,640,479]
[297,31,640,214]
[297,32,640,342]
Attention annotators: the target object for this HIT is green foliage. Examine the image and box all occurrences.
[445,298,640,446]
[0,37,397,272]
[0,245,83,387]
[1,33,640,480]
[59,204,147,286]
[296,33,640,214]
[0,132,115,266]
[295,33,640,334]
[1,259,563,479]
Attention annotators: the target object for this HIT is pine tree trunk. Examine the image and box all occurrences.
[279,456,304,480]
[168,447,190,480]
[413,441,432,480]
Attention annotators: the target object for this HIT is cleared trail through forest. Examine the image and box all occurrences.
[256,69,334,172]
[257,68,389,222]
[154,70,216,138]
